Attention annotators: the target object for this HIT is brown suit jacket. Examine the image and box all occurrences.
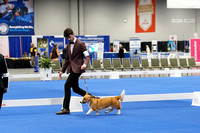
[61,39,90,74]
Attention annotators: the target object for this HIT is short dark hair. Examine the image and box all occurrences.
[64,28,73,38]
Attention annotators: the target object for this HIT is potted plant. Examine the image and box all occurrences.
[39,57,52,81]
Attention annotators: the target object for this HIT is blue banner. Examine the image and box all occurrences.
[48,37,64,57]
[0,0,34,35]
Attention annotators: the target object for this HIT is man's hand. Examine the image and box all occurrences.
[81,64,87,70]
[59,72,63,78]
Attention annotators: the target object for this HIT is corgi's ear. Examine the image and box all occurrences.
[86,92,89,95]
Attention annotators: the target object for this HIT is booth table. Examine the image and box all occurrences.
[6,58,32,68]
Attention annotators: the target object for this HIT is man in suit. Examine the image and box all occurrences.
[56,28,91,115]
[0,53,9,109]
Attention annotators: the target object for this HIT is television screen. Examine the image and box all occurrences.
[88,43,98,53]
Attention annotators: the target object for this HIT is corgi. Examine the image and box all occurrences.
[81,90,125,115]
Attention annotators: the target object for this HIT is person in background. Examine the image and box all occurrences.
[30,43,38,72]
[0,53,9,109]
[184,45,189,53]
[50,44,60,60]
[23,51,28,58]
[56,28,98,115]
[118,44,124,63]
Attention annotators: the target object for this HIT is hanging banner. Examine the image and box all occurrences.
[190,39,200,62]
[135,0,155,33]
[0,0,34,35]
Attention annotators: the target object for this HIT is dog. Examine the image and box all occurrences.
[80,90,125,115]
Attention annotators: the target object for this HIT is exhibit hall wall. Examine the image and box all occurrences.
[34,0,200,42]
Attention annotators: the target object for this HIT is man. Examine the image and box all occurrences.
[30,43,38,72]
[0,53,9,109]
[56,28,93,115]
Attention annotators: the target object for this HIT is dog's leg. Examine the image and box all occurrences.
[95,111,99,115]
[117,109,121,115]
[86,109,93,115]
[105,107,114,114]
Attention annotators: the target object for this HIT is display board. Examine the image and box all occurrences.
[0,0,34,35]
[129,38,141,59]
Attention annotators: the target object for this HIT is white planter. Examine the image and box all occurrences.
[40,68,52,81]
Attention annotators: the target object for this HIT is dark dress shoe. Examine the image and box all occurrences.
[56,108,70,115]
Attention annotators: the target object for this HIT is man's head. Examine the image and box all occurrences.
[64,28,75,42]
[31,43,34,47]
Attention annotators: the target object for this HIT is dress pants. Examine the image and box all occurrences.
[63,69,86,109]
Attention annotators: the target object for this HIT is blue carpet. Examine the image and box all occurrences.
[1,100,200,133]
[3,76,200,100]
[1,76,200,133]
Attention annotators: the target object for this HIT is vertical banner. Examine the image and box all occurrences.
[0,0,34,35]
[113,40,120,52]
[37,38,48,58]
[129,38,141,59]
[152,40,157,52]
[190,39,200,62]
[168,35,177,51]
[136,0,155,33]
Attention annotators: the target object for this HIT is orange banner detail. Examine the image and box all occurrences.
[136,0,155,33]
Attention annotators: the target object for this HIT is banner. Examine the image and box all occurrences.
[135,0,155,33]
[190,39,200,62]
[77,36,105,60]
[168,35,177,51]
[129,39,141,59]
[37,38,48,58]
[0,0,34,35]
[113,40,120,52]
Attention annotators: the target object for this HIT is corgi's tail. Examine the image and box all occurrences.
[115,90,125,101]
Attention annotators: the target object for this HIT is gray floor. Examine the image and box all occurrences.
[8,68,36,75]
[8,68,61,81]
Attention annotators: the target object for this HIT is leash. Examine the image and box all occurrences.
[84,78,88,92]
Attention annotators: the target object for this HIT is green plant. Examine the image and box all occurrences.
[39,57,52,69]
